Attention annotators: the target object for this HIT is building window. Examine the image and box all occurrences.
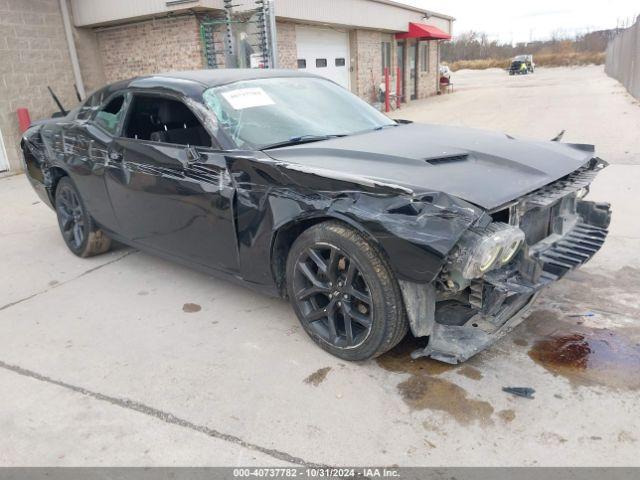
[420,41,429,72]
[381,41,391,74]
[335,58,346,67]
[297,59,306,69]
[316,58,328,68]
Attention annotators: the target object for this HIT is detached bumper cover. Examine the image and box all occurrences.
[413,200,612,364]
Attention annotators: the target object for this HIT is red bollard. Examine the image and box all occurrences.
[396,66,401,109]
[17,108,31,133]
[384,67,390,113]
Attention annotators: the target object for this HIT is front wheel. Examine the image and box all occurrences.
[286,221,408,361]
[54,177,112,257]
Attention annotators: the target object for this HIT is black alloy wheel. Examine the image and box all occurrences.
[56,181,86,251]
[293,242,374,349]
[286,221,408,361]
[54,176,112,257]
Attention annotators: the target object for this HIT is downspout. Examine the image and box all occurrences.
[59,0,86,100]
[267,0,278,68]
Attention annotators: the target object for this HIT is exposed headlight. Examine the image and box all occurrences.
[450,223,525,279]
[476,239,502,273]
[497,226,525,264]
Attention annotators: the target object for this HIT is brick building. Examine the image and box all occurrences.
[0,0,453,174]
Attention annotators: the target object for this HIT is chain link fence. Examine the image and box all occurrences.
[605,16,640,99]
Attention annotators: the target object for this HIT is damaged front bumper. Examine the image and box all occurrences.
[408,195,612,364]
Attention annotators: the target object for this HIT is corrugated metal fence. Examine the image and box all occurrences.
[605,17,640,99]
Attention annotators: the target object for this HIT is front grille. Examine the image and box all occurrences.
[537,222,608,277]
[523,160,605,208]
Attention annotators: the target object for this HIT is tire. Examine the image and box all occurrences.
[286,221,408,361]
[54,176,112,258]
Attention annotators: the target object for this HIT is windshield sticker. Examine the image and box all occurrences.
[221,88,275,110]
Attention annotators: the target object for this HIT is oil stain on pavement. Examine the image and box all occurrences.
[304,367,331,386]
[457,365,483,380]
[377,336,493,425]
[497,409,516,423]
[182,303,202,313]
[519,310,640,390]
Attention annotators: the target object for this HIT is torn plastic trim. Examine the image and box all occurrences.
[412,200,611,363]
[398,280,436,337]
[412,293,539,364]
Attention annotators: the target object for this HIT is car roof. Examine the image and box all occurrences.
[152,69,320,86]
[95,69,325,100]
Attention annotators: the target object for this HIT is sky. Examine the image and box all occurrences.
[396,0,640,43]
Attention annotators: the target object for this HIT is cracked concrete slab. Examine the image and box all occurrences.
[1,66,639,466]
[0,369,292,466]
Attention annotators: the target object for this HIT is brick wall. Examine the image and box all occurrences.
[351,29,384,103]
[416,40,438,99]
[97,15,204,83]
[276,21,296,69]
[0,0,79,173]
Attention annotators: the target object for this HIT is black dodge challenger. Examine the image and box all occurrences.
[21,69,611,363]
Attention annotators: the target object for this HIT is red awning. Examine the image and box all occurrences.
[395,22,451,40]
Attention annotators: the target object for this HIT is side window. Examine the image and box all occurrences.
[77,90,104,120]
[94,95,125,135]
[381,41,391,74]
[123,95,211,148]
[420,41,430,72]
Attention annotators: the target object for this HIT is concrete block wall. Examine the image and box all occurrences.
[71,19,106,94]
[97,15,204,83]
[0,0,79,173]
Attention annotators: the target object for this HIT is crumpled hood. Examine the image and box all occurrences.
[264,123,595,210]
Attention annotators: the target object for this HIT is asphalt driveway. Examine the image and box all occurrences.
[1,66,639,466]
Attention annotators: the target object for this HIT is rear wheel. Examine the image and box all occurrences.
[54,177,111,257]
[286,221,408,361]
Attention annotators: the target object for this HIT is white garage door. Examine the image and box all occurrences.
[295,25,350,90]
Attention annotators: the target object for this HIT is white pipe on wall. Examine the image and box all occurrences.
[59,0,86,100]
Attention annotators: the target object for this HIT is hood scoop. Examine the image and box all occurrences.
[425,153,469,165]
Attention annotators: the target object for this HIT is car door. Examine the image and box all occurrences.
[58,91,126,231]
[104,92,239,274]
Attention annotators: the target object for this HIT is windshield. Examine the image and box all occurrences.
[202,77,395,149]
